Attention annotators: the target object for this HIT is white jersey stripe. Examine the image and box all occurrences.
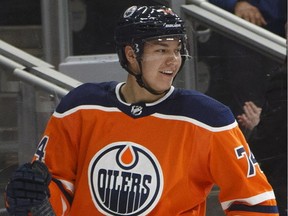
[152,113,237,132]
[53,105,120,118]
[53,105,237,132]
[221,191,276,210]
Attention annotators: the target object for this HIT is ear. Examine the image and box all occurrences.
[124,46,137,63]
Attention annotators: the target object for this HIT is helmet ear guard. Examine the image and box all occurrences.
[115,40,143,69]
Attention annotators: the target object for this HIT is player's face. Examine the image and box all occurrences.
[140,38,182,92]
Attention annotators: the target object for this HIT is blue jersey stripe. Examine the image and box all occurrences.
[228,204,279,214]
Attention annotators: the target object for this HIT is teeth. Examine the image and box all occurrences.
[161,70,173,74]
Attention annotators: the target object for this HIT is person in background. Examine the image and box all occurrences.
[4,5,279,216]
[237,101,262,132]
[237,61,287,215]
[203,0,286,123]
[209,0,287,37]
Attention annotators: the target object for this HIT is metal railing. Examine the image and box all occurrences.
[182,0,286,62]
[0,39,82,97]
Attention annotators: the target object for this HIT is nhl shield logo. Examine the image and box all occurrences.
[88,142,164,215]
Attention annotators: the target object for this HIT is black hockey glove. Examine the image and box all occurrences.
[4,160,55,216]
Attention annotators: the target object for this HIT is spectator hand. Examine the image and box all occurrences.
[237,101,262,131]
[234,1,267,26]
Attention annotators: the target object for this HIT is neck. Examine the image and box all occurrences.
[121,75,166,104]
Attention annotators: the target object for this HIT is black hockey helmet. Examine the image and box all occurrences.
[114,5,189,70]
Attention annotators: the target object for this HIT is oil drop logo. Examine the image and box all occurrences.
[88,142,164,216]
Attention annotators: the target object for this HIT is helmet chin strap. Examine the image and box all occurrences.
[126,61,170,96]
[135,74,170,95]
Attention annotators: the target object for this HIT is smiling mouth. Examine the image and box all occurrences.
[160,70,174,75]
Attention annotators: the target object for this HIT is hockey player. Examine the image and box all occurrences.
[4,5,279,216]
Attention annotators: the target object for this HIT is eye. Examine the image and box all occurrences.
[156,49,166,54]
[175,48,181,54]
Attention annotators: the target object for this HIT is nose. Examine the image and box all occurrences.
[165,52,180,65]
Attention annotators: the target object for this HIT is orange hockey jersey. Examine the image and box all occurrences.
[33,82,278,215]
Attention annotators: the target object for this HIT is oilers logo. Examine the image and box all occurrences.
[88,142,164,215]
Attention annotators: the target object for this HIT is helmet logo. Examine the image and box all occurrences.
[165,24,182,28]
[134,43,140,53]
[88,142,164,216]
[123,6,138,18]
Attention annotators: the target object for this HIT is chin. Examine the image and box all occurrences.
[156,85,172,93]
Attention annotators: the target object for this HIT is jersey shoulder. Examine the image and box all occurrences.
[168,88,235,127]
[56,81,118,114]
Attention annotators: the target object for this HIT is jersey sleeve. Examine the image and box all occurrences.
[209,125,279,215]
[33,111,80,215]
[48,180,72,215]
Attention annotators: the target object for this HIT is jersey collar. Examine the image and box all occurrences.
[115,82,175,106]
